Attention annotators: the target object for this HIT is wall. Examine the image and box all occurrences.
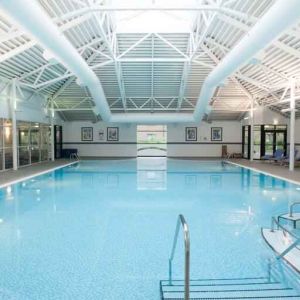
[167,121,241,157]
[63,120,242,157]
[0,81,61,125]
[63,121,137,157]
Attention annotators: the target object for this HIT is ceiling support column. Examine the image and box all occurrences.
[289,78,296,171]
[50,99,55,162]
[10,79,18,170]
[250,97,254,161]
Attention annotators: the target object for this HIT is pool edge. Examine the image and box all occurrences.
[0,160,79,189]
[226,160,300,186]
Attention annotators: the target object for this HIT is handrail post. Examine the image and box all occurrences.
[168,259,172,285]
[168,214,190,300]
[289,202,300,217]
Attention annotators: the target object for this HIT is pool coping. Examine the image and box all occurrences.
[226,160,300,186]
[0,161,79,189]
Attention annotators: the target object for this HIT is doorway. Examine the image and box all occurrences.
[242,124,287,159]
[137,125,167,157]
[262,125,287,157]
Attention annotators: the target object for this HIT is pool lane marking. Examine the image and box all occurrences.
[226,160,300,187]
[0,161,79,189]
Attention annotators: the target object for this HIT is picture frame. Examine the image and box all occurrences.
[211,127,222,141]
[107,127,119,141]
[81,127,93,141]
[185,127,197,141]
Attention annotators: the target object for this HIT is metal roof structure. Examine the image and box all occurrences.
[0,0,299,122]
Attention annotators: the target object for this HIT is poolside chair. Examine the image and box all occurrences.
[280,149,299,166]
[261,149,284,162]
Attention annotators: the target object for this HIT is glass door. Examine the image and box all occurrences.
[275,132,285,152]
[54,125,63,159]
[264,132,274,156]
[242,126,250,159]
[253,125,261,159]
[261,125,287,157]
[30,125,41,163]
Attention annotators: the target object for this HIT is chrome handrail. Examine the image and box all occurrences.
[289,202,300,217]
[271,216,298,239]
[168,214,190,300]
[270,216,300,259]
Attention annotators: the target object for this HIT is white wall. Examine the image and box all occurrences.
[63,121,137,157]
[63,120,242,157]
[0,81,61,125]
[167,121,241,157]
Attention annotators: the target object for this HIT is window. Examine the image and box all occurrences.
[137,125,167,157]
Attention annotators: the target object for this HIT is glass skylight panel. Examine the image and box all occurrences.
[111,0,199,33]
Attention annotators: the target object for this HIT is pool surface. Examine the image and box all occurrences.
[0,158,300,299]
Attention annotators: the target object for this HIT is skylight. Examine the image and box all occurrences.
[111,0,199,33]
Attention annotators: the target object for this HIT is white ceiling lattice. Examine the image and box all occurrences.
[0,0,299,121]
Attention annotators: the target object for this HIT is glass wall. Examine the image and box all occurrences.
[17,121,51,167]
[253,125,261,159]
[0,118,52,171]
[242,124,287,160]
[0,119,13,171]
[242,125,250,159]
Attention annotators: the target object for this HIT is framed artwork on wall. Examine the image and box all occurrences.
[81,127,93,141]
[185,127,197,141]
[107,127,119,141]
[211,127,222,141]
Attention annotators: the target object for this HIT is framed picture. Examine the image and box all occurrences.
[81,127,93,141]
[185,127,197,141]
[211,127,222,141]
[107,127,119,141]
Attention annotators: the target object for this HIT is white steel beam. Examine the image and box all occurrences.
[178,5,220,111]
[0,14,94,64]
[54,5,254,23]
[92,11,127,110]
[50,99,55,161]
[0,0,111,121]
[194,0,300,123]
[10,79,18,170]
[290,78,296,171]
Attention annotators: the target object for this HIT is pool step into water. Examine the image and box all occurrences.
[160,277,300,299]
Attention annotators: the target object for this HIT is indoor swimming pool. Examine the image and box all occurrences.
[0,158,300,299]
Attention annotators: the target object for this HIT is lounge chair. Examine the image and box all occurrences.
[261,149,284,162]
[280,149,299,166]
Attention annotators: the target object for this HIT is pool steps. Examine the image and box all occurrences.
[262,210,300,273]
[160,277,300,299]
[163,214,300,300]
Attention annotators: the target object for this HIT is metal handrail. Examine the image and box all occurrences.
[270,216,300,259]
[168,214,190,300]
[289,202,300,217]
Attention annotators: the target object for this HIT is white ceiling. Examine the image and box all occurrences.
[0,0,300,122]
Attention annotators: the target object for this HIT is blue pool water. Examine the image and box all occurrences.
[0,158,300,299]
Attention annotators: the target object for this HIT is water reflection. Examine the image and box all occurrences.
[137,157,167,190]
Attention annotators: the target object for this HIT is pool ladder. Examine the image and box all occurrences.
[160,214,300,300]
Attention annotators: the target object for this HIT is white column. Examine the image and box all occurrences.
[289,78,296,171]
[50,99,55,161]
[250,97,254,161]
[10,79,18,170]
